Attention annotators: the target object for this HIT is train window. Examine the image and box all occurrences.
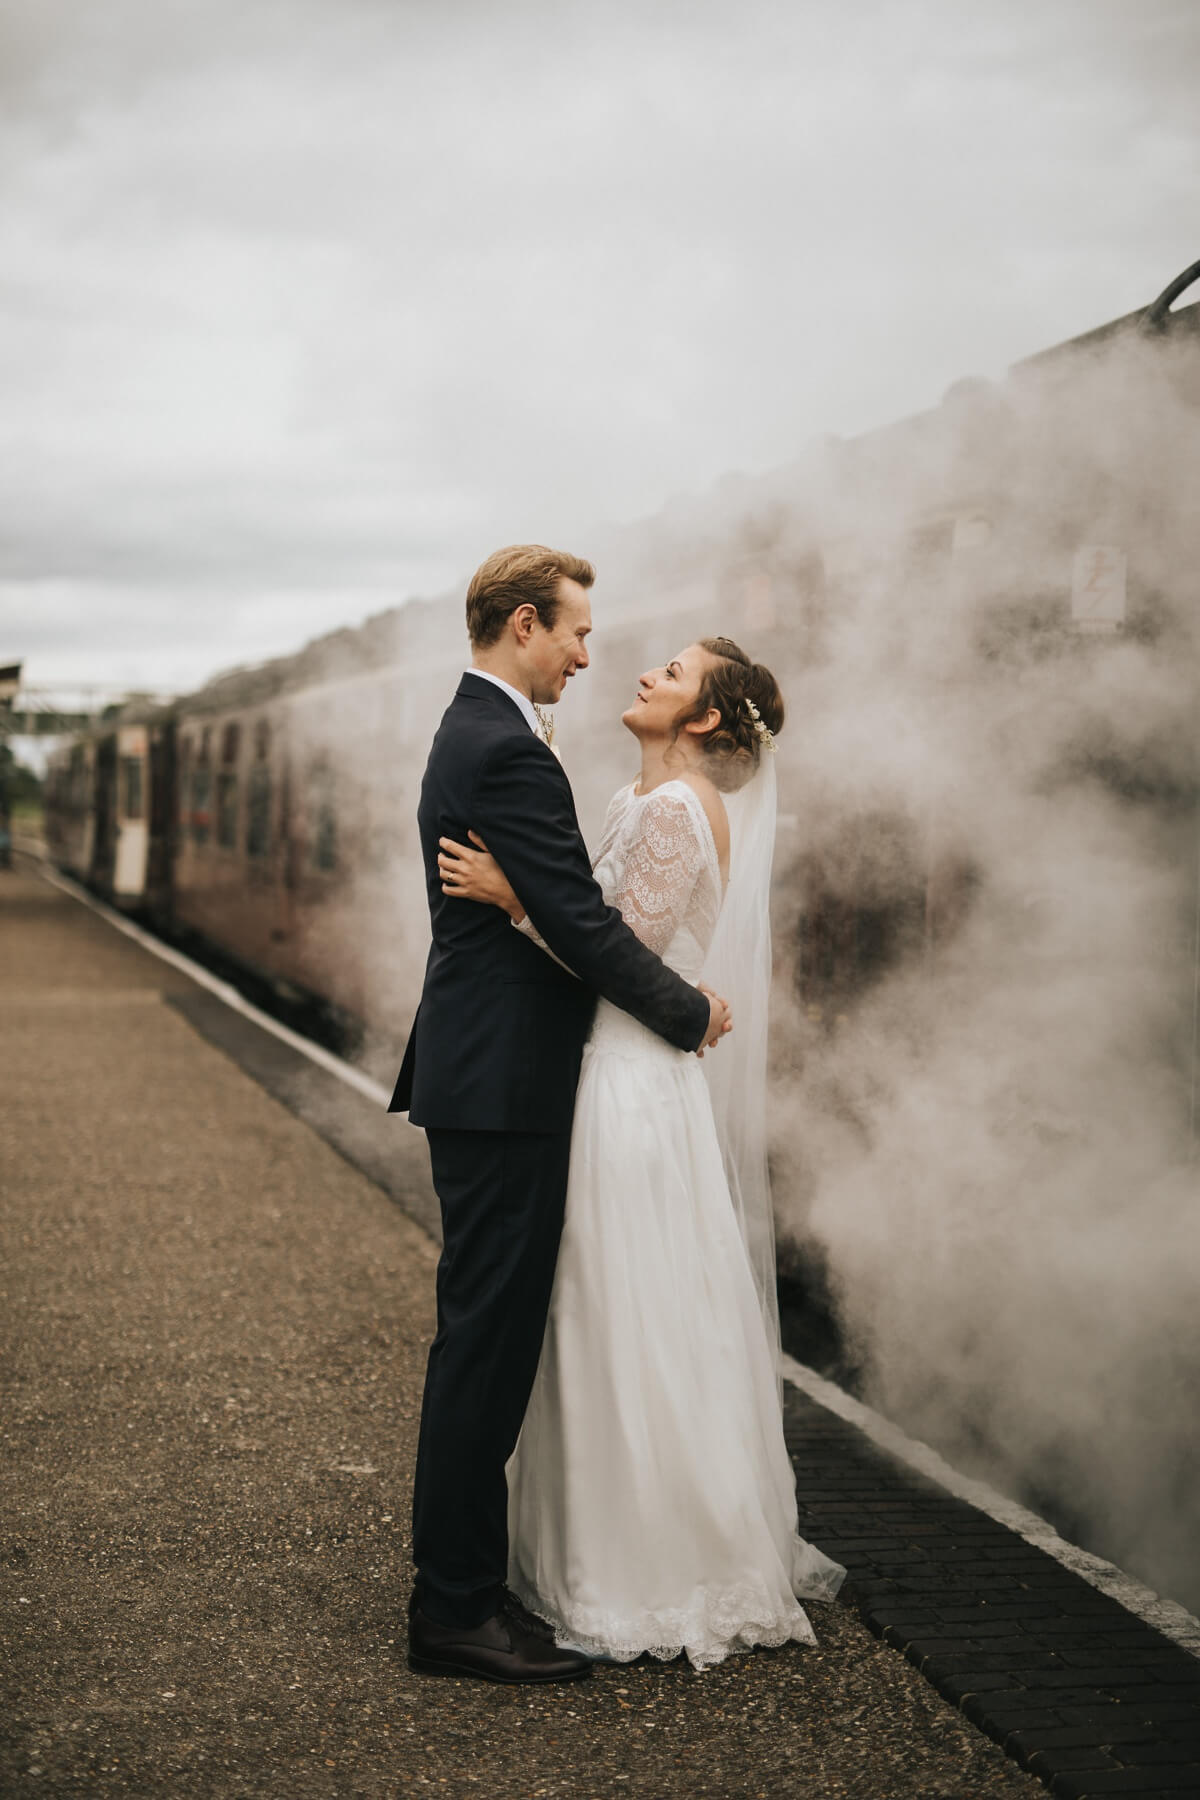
[216,772,238,848]
[190,729,212,844]
[177,740,192,826]
[903,518,956,573]
[121,756,144,821]
[191,766,211,844]
[246,763,271,857]
[793,812,930,1018]
[69,745,86,810]
[245,719,271,857]
[953,514,992,552]
[308,765,337,872]
[211,720,240,848]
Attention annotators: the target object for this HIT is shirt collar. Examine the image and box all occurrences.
[465,668,539,736]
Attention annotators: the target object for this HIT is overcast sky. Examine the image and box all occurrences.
[1,0,1197,699]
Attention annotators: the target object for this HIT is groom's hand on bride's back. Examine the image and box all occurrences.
[696,985,732,1056]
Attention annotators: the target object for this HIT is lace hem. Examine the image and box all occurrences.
[507,1571,828,1673]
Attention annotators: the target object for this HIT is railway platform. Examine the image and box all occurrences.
[1,859,1197,1799]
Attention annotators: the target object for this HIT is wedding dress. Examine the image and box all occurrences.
[506,772,845,1670]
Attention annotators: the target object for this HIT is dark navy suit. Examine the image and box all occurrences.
[390,673,709,1626]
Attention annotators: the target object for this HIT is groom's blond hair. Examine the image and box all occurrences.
[466,544,595,649]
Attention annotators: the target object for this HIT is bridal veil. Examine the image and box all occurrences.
[699,753,783,1374]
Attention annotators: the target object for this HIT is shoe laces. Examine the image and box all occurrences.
[501,1587,555,1641]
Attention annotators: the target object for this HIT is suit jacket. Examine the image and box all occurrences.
[389,673,712,1133]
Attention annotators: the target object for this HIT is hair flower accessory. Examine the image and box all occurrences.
[744,696,777,752]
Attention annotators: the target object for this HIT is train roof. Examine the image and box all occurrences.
[183,255,1200,717]
[174,590,458,718]
[58,256,1200,736]
[1011,258,1200,376]
[822,258,1200,501]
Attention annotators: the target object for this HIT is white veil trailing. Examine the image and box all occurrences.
[699,753,782,1374]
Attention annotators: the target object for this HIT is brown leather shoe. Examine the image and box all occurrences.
[407,1598,592,1685]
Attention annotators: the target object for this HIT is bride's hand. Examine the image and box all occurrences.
[438,832,526,922]
[696,984,732,1056]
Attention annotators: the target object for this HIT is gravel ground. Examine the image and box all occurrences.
[0,869,1044,1799]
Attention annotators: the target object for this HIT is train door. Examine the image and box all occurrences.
[276,728,301,953]
[146,721,176,929]
[90,733,117,892]
[113,725,149,906]
[243,712,295,964]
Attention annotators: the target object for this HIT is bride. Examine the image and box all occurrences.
[436,635,845,1669]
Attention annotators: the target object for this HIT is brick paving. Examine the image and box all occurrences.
[5,860,1198,1798]
[785,1391,1200,1797]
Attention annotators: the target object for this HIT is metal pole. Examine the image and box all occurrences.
[1189,787,1200,1153]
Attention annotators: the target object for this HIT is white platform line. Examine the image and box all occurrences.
[27,852,1200,1661]
[781,1352,1200,1658]
[32,859,394,1110]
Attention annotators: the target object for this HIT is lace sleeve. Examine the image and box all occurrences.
[589,782,636,875]
[507,783,637,976]
[512,911,575,975]
[616,790,707,958]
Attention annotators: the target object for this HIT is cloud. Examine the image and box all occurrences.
[0,0,1197,688]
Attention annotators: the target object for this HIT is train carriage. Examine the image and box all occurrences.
[43,258,1200,1073]
[151,598,467,1049]
[35,258,1200,1619]
[44,712,158,913]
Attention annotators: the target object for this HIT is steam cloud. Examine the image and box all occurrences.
[170,305,1200,1615]
[554,321,1200,1611]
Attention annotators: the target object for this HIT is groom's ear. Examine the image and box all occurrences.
[510,603,540,646]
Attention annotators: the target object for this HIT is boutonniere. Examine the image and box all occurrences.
[533,704,562,761]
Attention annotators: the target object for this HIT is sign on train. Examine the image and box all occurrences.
[1071,544,1127,630]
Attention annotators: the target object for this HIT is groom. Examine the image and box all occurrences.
[390,543,730,1683]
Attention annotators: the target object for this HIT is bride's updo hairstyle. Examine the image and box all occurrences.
[675,637,785,790]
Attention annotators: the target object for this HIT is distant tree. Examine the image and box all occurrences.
[0,741,43,810]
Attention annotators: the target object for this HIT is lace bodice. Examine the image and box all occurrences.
[591,782,723,981]
[517,780,723,984]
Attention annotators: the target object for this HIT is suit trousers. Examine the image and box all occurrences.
[412,1126,573,1628]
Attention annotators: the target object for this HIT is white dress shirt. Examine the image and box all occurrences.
[466,668,541,737]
